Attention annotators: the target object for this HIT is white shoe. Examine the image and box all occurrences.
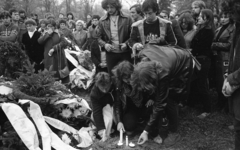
[197,112,210,119]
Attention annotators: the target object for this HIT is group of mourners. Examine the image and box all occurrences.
[0,0,240,149]
[89,0,240,149]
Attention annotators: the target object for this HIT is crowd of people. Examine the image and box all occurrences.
[0,0,240,149]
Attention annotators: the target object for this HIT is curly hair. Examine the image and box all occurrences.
[101,0,122,11]
[95,72,111,88]
[142,0,159,14]
[112,61,133,94]
[131,61,162,107]
[178,12,195,31]
[220,0,235,24]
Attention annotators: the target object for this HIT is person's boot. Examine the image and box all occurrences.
[163,133,181,147]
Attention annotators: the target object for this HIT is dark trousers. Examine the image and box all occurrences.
[234,118,240,150]
[137,98,179,139]
[106,52,132,75]
[158,98,179,139]
[122,98,139,132]
[189,57,211,113]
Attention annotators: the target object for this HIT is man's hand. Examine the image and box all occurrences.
[99,63,107,68]
[138,131,148,145]
[48,49,54,56]
[148,34,159,44]
[120,43,127,51]
[104,43,115,52]
[145,99,154,108]
[117,122,125,132]
[132,43,143,57]
[133,43,143,51]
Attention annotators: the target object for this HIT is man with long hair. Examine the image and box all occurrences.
[131,44,195,146]
[112,61,139,135]
[130,4,144,22]
[191,0,206,24]
[98,0,133,75]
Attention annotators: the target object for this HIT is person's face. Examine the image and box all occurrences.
[198,13,207,25]
[41,23,46,29]
[122,74,131,84]
[192,4,201,15]
[32,15,37,20]
[130,7,138,21]
[106,5,118,16]
[87,15,92,22]
[175,15,179,20]
[220,13,230,25]
[76,23,83,31]
[59,14,64,19]
[46,24,55,33]
[159,12,169,20]
[60,23,66,29]
[2,17,11,25]
[98,83,111,93]
[180,18,188,30]
[214,17,218,24]
[144,8,157,23]
[19,13,25,18]
[12,12,19,21]
[68,14,73,20]
[26,24,36,32]
[92,19,99,26]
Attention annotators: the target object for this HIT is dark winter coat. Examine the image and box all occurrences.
[191,27,215,57]
[139,44,194,133]
[227,23,240,121]
[90,85,116,132]
[22,31,44,64]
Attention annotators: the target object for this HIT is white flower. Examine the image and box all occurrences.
[61,133,71,145]
[73,109,82,118]
[60,108,72,118]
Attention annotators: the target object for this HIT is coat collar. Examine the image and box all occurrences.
[215,23,235,40]
[101,11,127,21]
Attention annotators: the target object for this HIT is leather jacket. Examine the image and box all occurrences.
[97,11,132,53]
[228,22,240,86]
[139,44,194,132]
[212,24,235,52]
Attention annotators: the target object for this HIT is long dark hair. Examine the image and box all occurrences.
[112,61,133,95]
[178,12,195,31]
[131,61,162,107]
[198,9,215,32]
